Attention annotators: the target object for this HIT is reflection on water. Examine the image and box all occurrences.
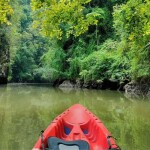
[0,84,150,150]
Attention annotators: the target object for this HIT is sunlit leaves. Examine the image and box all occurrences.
[113,0,150,78]
[0,0,13,25]
[31,0,102,39]
[114,0,150,43]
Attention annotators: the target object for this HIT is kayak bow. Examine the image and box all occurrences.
[33,104,120,150]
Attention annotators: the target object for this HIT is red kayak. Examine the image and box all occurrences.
[33,104,120,150]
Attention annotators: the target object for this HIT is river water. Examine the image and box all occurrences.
[0,84,150,150]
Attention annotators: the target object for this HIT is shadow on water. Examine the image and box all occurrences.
[0,84,150,150]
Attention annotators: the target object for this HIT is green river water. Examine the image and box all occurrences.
[0,84,150,150]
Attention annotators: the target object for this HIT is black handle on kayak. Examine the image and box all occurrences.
[107,136,121,150]
[41,130,45,150]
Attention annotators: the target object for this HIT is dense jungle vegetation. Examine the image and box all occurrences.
[0,0,150,84]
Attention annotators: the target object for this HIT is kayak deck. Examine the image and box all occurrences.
[33,104,120,150]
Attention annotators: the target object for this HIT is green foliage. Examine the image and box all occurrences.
[4,0,149,84]
[10,0,51,82]
[114,0,150,41]
[11,46,36,82]
[113,0,150,78]
[0,0,13,25]
[0,25,9,78]
[31,0,103,39]
[10,26,51,82]
[41,44,66,81]
[8,0,29,62]
[0,0,13,80]
[66,38,96,79]
[80,39,130,81]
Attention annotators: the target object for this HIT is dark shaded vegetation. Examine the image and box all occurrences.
[0,25,9,84]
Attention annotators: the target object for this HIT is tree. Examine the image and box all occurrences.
[113,0,150,78]
[0,0,13,83]
[10,0,52,82]
[31,0,102,40]
[0,0,13,25]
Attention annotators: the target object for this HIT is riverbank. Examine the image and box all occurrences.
[1,77,150,99]
[56,79,128,91]
[55,78,150,99]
